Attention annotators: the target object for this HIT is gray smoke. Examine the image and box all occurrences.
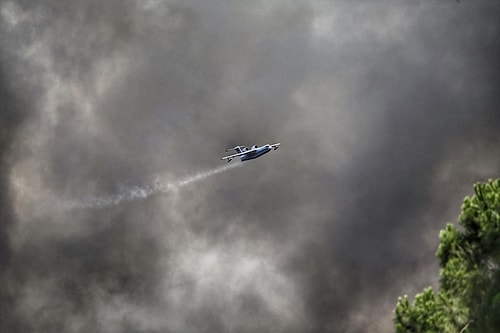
[76,162,242,209]
[1,1,499,332]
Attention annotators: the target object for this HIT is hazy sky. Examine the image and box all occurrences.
[1,1,499,332]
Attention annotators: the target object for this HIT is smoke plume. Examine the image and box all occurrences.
[1,1,499,332]
[76,162,242,209]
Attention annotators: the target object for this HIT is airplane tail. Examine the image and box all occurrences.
[226,146,245,153]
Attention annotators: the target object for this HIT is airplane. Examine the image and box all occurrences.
[221,143,280,163]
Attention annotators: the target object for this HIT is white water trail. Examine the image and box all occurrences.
[74,162,242,209]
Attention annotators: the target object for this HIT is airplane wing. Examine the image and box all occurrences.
[221,151,247,161]
[270,143,280,150]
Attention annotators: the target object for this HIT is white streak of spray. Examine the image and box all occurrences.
[76,162,242,209]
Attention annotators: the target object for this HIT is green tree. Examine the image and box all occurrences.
[394,179,500,333]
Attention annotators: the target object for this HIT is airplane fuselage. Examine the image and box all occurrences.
[240,145,272,161]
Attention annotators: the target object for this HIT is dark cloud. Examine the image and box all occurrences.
[1,1,499,332]
[0,64,30,333]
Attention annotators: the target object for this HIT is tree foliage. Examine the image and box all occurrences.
[394,179,500,333]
